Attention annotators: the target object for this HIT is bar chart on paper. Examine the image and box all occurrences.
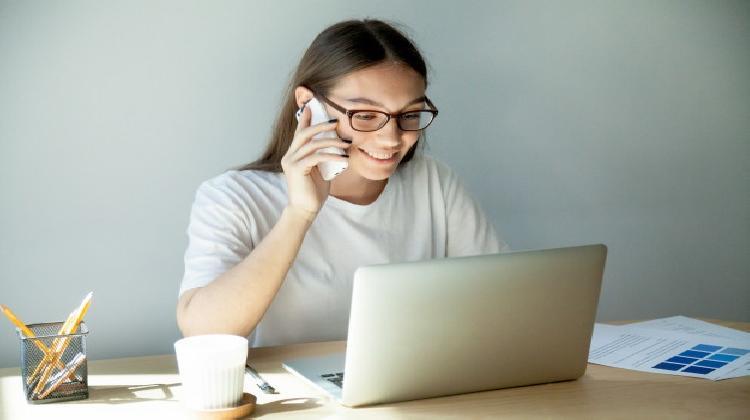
[652,344,750,376]
[589,317,750,381]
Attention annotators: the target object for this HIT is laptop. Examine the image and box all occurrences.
[282,244,607,407]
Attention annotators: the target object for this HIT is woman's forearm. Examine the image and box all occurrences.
[176,206,315,337]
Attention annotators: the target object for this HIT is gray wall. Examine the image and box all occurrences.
[1,0,748,367]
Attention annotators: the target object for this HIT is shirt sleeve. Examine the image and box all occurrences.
[179,177,254,297]
[437,160,510,257]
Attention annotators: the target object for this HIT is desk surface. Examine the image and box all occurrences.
[1,320,749,419]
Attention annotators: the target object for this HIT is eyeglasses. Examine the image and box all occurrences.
[317,94,439,132]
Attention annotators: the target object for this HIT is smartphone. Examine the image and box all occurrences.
[295,97,348,180]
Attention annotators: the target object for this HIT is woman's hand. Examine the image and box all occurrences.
[281,104,350,222]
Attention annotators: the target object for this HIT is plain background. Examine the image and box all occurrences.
[1,0,748,367]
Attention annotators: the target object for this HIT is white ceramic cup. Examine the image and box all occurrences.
[174,334,249,410]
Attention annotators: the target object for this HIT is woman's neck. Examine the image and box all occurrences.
[329,171,388,205]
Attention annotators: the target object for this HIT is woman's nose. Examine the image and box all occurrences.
[374,118,402,146]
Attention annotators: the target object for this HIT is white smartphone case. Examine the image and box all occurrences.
[295,98,348,180]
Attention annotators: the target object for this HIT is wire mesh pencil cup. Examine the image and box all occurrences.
[17,321,89,403]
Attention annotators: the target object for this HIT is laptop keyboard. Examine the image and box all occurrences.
[321,372,344,388]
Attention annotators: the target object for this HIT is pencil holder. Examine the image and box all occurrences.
[17,321,89,403]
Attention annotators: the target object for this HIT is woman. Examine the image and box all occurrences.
[177,19,508,346]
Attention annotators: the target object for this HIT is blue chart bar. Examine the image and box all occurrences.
[653,362,684,371]
[679,350,710,358]
[667,356,698,365]
[691,344,722,353]
[708,354,739,362]
[683,366,715,375]
[695,360,727,368]
[721,348,750,356]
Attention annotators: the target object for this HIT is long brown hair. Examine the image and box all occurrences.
[239,19,430,172]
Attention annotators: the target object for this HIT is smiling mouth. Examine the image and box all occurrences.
[359,148,397,161]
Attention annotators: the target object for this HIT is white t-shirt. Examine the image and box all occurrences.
[180,153,508,347]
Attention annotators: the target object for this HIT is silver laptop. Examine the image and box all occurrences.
[282,244,607,407]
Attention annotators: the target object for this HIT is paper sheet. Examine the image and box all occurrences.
[624,315,750,342]
[588,317,750,380]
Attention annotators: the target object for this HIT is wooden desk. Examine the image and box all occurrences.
[1,320,748,419]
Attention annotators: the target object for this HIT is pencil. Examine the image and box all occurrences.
[36,353,87,399]
[30,292,93,392]
[27,306,79,385]
[0,305,64,370]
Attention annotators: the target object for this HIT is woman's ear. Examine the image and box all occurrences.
[294,86,315,108]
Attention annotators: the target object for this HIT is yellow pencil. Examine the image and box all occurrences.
[0,305,64,370]
[65,292,92,335]
[36,353,87,399]
[32,292,93,394]
[27,306,80,385]
[1,304,37,338]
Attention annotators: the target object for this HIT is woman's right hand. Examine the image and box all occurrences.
[280,104,351,222]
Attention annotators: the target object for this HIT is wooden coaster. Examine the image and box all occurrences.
[186,392,257,419]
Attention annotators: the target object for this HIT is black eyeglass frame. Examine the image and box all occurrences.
[315,94,439,132]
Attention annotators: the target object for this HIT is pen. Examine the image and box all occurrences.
[245,363,277,394]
